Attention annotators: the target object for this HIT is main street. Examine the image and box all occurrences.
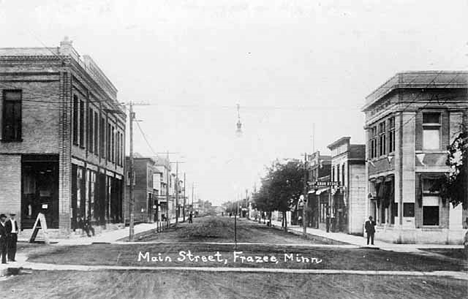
[0,216,466,298]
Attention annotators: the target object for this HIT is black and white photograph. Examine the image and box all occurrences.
[0,1,467,298]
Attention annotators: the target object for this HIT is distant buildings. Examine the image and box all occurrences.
[306,151,331,229]
[0,38,126,237]
[362,71,468,244]
[124,156,157,224]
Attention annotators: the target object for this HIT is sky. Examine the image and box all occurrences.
[1,0,467,205]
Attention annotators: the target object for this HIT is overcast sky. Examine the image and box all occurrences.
[1,0,467,205]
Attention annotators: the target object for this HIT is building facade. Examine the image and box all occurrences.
[154,156,172,221]
[0,38,126,237]
[124,156,156,224]
[306,151,331,229]
[362,71,468,244]
[327,137,366,234]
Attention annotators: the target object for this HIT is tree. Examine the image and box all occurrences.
[254,159,304,231]
[440,124,468,209]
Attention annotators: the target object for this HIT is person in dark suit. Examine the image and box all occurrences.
[0,214,8,264]
[6,213,19,262]
[365,216,376,245]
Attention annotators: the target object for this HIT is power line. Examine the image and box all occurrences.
[135,120,159,157]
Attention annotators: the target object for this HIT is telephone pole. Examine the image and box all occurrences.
[126,101,150,241]
[128,103,135,241]
[175,161,179,225]
[183,172,186,222]
[303,152,308,237]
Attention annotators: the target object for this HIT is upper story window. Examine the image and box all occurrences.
[79,100,85,148]
[369,126,378,159]
[388,117,395,153]
[2,90,22,142]
[378,121,386,156]
[73,95,79,146]
[422,112,441,150]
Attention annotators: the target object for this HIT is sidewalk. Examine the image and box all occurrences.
[267,219,464,253]
[1,219,183,276]
[18,217,187,246]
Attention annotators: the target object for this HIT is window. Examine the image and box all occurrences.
[111,125,115,163]
[369,126,378,159]
[378,121,386,156]
[422,178,440,226]
[79,100,85,148]
[73,95,79,145]
[422,196,439,226]
[88,108,94,153]
[336,165,340,184]
[388,117,395,153]
[422,112,441,150]
[403,203,414,217]
[341,164,345,186]
[100,117,105,158]
[94,112,99,155]
[107,123,111,161]
[2,90,22,141]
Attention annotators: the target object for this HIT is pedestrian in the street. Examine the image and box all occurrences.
[365,216,376,245]
[0,214,8,264]
[6,212,18,262]
[188,211,193,223]
[83,216,95,237]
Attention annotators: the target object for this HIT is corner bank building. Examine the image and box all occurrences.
[362,71,468,244]
[0,38,126,237]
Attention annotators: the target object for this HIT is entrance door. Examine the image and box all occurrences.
[21,155,59,229]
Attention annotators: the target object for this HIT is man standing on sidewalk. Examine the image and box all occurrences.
[0,214,8,264]
[365,216,376,245]
[6,213,18,262]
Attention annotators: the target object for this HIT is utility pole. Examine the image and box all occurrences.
[234,198,238,249]
[303,152,308,237]
[124,101,150,241]
[191,183,194,207]
[175,161,179,225]
[183,172,186,222]
[128,103,135,241]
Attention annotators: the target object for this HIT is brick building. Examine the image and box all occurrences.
[124,156,157,224]
[0,38,126,237]
[362,71,468,244]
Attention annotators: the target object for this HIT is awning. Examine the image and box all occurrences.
[315,187,329,195]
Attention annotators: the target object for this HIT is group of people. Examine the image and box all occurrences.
[0,213,18,264]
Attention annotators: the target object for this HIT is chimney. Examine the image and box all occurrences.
[59,36,79,60]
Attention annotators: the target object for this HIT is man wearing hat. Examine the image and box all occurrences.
[0,214,8,264]
[6,212,18,262]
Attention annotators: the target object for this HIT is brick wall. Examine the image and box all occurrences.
[0,155,21,215]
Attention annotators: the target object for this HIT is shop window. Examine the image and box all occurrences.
[423,206,439,225]
[422,112,441,150]
[2,90,22,141]
[422,179,440,226]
